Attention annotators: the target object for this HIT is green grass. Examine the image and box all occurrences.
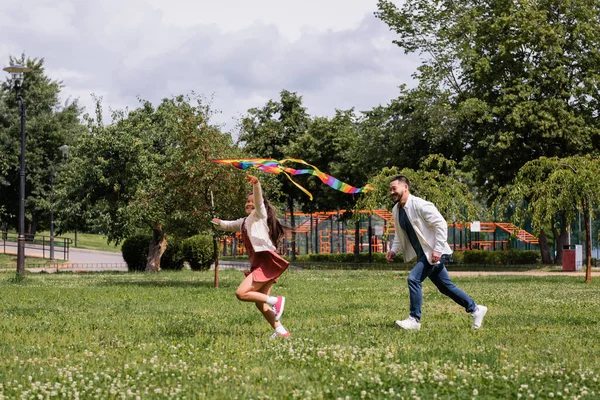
[0,270,598,398]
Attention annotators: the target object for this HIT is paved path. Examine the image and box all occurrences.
[1,241,127,272]
[67,247,125,265]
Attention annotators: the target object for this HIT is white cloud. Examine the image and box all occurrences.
[146,0,382,41]
[1,0,420,133]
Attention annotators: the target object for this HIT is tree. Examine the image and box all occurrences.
[238,90,311,260]
[283,109,374,261]
[58,94,245,272]
[356,86,464,177]
[376,0,600,201]
[356,154,483,235]
[0,55,84,234]
[286,110,368,212]
[495,155,600,281]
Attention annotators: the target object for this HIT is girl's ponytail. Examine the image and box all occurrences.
[264,198,285,246]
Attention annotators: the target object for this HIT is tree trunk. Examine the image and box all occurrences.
[583,198,592,283]
[552,214,569,265]
[145,225,167,273]
[27,220,38,237]
[354,218,360,263]
[213,234,219,288]
[287,196,296,261]
[538,229,553,264]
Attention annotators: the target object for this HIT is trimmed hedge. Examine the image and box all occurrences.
[457,250,540,265]
[122,234,215,272]
[289,252,404,263]
[183,234,215,271]
[161,239,185,271]
[285,250,540,266]
[121,234,152,272]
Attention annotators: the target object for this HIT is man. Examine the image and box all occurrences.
[386,175,487,330]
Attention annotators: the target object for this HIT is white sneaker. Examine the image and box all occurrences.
[471,305,488,329]
[269,331,290,340]
[272,296,285,322]
[395,316,421,330]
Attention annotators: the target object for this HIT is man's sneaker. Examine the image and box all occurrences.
[471,305,488,329]
[270,331,291,340]
[395,316,421,330]
[272,296,285,321]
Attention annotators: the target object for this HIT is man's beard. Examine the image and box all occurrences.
[393,190,404,203]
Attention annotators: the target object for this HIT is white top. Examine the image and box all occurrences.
[217,180,277,252]
[390,194,452,263]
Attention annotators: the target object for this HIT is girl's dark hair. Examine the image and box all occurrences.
[249,192,286,246]
[263,197,286,246]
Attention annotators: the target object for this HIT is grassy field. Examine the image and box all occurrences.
[0,269,598,399]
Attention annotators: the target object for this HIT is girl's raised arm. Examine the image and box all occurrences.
[246,175,267,219]
[213,217,244,232]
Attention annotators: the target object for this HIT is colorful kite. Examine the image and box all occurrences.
[211,158,373,200]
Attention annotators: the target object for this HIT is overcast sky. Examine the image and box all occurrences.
[1,0,419,134]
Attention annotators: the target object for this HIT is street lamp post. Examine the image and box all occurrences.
[3,64,31,277]
[49,164,55,261]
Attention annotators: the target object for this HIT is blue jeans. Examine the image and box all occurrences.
[407,254,476,320]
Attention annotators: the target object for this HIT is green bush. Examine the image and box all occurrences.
[449,251,464,263]
[121,235,151,272]
[498,250,540,265]
[458,249,540,265]
[462,250,492,265]
[183,234,215,271]
[161,239,185,271]
[289,252,403,263]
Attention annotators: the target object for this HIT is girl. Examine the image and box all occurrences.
[212,174,290,339]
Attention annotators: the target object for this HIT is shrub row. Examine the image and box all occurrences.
[288,252,404,263]
[285,250,540,266]
[452,250,541,265]
[220,250,541,265]
[121,234,215,272]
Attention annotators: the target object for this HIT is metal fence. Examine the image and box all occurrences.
[1,231,71,260]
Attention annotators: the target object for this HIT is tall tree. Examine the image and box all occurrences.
[495,155,600,281]
[356,86,464,177]
[0,55,84,233]
[376,0,600,200]
[58,94,245,272]
[286,109,371,260]
[287,109,366,212]
[238,90,310,259]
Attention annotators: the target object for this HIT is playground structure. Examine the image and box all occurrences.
[218,210,540,257]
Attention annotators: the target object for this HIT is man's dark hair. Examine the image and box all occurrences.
[390,175,411,189]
